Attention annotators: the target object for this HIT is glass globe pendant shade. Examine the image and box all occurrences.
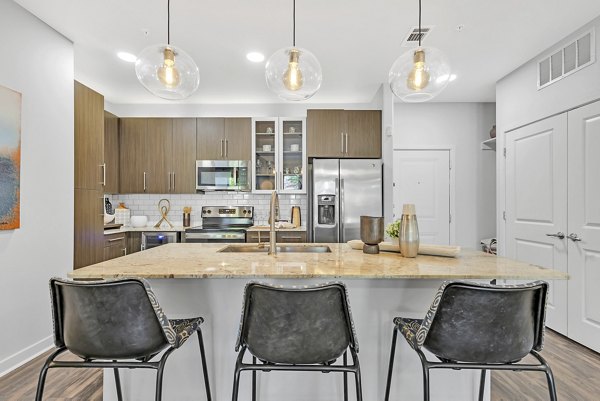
[389,46,451,102]
[135,44,199,100]
[265,47,322,101]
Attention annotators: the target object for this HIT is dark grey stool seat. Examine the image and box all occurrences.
[232,281,362,401]
[385,280,558,401]
[35,277,212,401]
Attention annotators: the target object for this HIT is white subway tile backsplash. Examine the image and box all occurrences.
[108,192,308,227]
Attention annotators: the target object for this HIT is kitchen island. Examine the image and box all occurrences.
[69,243,567,401]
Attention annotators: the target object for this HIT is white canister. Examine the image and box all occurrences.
[115,208,131,225]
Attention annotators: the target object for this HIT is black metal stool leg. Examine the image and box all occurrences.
[232,366,241,401]
[545,367,558,401]
[478,369,487,401]
[343,351,348,401]
[252,356,257,401]
[384,327,399,401]
[354,366,363,401]
[197,328,212,401]
[155,347,175,401]
[35,347,66,401]
[113,363,123,401]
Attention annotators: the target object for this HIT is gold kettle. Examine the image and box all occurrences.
[291,206,301,228]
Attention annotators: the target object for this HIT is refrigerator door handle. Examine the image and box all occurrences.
[340,178,345,241]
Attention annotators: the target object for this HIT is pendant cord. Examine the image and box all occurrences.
[418,0,422,47]
[167,0,171,45]
[293,0,296,47]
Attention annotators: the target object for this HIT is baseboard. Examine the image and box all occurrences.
[0,336,54,377]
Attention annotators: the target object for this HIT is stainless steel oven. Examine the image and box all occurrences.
[185,206,253,243]
[196,160,250,191]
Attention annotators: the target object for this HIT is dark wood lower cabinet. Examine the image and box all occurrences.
[246,230,307,243]
[128,232,142,254]
[74,189,104,269]
[103,233,127,261]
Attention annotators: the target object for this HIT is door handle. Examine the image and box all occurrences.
[567,233,582,242]
[546,232,565,239]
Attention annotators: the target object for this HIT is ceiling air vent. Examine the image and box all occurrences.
[538,29,595,89]
[402,26,433,47]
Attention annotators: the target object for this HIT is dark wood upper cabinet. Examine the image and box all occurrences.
[74,81,104,190]
[172,118,197,193]
[345,110,381,158]
[307,109,381,158]
[196,117,251,160]
[197,118,225,160]
[307,109,345,158]
[224,117,252,160]
[145,118,172,194]
[103,111,119,194]
[119,118,148,193]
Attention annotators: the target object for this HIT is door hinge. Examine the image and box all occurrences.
[449,214,452,223]
[393,182,396,187]
[503,211,506,221]
[503,147,506,157]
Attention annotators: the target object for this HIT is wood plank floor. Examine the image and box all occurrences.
[0,329,598,400]
[0,351,101,401]
[492,329,600,400]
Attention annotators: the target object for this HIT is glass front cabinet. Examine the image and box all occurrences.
[252,117,306,194]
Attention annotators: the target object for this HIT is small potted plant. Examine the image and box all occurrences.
[386,219,401,245]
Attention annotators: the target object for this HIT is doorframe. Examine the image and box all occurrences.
[393,146,457,245]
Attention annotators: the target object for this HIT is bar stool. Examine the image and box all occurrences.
[35,277,212,401]
[231,282,362,401]
[384,280,557,401]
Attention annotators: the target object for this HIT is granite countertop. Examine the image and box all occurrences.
[69,243,568,281]
[247,225,307,232]
[104,226,187,235]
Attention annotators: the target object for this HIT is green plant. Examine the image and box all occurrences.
[386,219,401,238]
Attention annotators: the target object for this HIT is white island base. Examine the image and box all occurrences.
[102,278,490,401]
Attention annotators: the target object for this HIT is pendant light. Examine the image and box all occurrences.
[265,0,322,101]
[135,0,199,100]
[388,0,451,102]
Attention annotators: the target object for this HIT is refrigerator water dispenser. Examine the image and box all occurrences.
[317,195,336,225]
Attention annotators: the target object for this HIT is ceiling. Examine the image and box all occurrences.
[14,0,600,105]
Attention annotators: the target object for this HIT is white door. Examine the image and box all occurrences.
[567,100,600,352]
[505,114,568,334]
[393,150,450,245]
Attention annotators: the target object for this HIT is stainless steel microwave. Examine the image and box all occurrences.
[196,160,250,191]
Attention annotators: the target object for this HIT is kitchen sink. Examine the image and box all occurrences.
[218,245,332,253]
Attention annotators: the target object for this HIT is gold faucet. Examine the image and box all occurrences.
[268,190,279,255]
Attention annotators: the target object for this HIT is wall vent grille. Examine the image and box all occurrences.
[538,29,595,89]
[402,26,433,47]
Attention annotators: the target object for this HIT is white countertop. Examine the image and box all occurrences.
[104,226,187,235]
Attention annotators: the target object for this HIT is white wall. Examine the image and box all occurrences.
[495,16,600,255]
[0,2,74,375]
[392,103,496,249]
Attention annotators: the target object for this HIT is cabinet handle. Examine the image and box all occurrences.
[220,139,224,158]
[143,172,147,192]
[225,139,228,157]
[108,237,125,242]
[340,132,344,154]
[280,235,303,239]
[345,133,349,154]
[100,163,106,186]
[122,248,127,256]
[172,172,175,192]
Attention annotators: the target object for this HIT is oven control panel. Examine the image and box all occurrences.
[201,206,253,218]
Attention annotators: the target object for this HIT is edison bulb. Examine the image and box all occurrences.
[283,49,303,91]
[407,49,430,90]
[157,48,181,88]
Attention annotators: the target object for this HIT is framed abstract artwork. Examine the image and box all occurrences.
[0,85,21,230]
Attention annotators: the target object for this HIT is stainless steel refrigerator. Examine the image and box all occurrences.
[309,159,383,243]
